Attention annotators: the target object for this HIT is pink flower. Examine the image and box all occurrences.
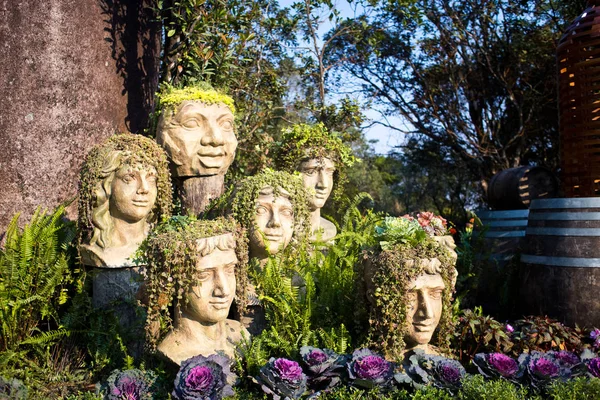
[506,324,514,333]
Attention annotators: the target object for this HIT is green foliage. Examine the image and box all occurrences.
[458,375,533,400]
[0,204,75,353]
[452,307,514,364]
[326,0,582,195]
[374,216,428,249]
[156,82,236,114]
[511,316,584,356]
[240,195,379,377]
[547,377,600,400]
[452,308,585,364]
[313,194,383,338]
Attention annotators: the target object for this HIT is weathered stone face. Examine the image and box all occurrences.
[184,248,237,324]
[297,157,335,211]
[109,164,158,223]
[157,101,237,178]
[0,0,159,231]
[249,187,294,259]
[404,273,445,348]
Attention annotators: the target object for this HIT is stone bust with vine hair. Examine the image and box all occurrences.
[143,216,249,364]
[155,83,237,214]
[228,168,312,267]
[273,123,357,243]
[362,217,458,361]
[78,133,173,268]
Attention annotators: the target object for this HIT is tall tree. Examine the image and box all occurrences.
[328,0,586,195]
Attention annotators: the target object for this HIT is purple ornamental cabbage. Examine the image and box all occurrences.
[399,350,466,393]
[587,358,600,378]
[347,349,394,390]
[473,353,524,383]
[103,369,156,400]
[299,346,347,392]
[172,354,235,400]
[522,351,568,391]
[257,357,307,400]
[591,328,600,348]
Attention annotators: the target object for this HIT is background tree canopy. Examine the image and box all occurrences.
[154,0,587,226]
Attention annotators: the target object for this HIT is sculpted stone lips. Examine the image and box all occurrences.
[413,322,435,332]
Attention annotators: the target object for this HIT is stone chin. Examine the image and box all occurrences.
[171,155,235,178]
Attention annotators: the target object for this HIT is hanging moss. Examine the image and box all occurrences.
[77,133,173,248]
[362,237,457,362]
[141,215,249,350]
[156,82,236,114]
[227,168,312,253]
[272,123,358,201]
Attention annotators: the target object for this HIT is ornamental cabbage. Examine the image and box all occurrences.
[172,354,235,400]
[256,357,307,400]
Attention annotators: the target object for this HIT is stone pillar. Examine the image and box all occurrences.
[0,0,160,230]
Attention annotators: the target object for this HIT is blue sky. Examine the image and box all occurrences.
[277,0,402,155]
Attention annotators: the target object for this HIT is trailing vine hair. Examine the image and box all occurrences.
[227,169,312,256]
[77,133,173,250]
[142,216,249,350]
[272,123,358,201]
[362,238,457,362]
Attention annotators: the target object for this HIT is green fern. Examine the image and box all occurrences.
[0,203,76,352]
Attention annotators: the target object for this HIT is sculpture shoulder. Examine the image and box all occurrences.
[318,217,337,242]
[225,319,250,341]
[79,243,138,268]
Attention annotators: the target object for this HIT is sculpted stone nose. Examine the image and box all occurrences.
[200,122,225,146]
[267,210,282,228]
[137,177,150,194]
[212,269,231,297]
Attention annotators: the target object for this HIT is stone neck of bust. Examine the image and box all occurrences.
[178,310,227,342]
[309,208,322,233]
[405,342,431,354]
[109,218,148,247]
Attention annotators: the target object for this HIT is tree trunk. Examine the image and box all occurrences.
[176,175,226,216]
[0,0,160,230]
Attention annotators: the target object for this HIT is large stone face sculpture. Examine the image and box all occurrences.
[229,169,311,265]
[144,217,249,365]
[78,134,172,268]
[274,123,356,243]
[156,85,237,214]
[363,222,457,360]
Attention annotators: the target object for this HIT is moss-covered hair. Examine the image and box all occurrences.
[143,216,249,350]
[228,169,312,253]
[362,237,457,361]
[155,82,236,115]
[77,133,173,249]
[273,123,357,201]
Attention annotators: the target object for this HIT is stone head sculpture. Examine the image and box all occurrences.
[155,84,237,178]
[144,217,249,364]
[78,134,172,268]
[363,219,457,360]
[274,123,357,242]
[229,169,311,264]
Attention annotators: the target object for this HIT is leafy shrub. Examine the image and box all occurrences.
[511,316,584,355]
[452,308,513,363]
[458,375,532,400]
[0,205,76,353]
[546,377,600,400]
